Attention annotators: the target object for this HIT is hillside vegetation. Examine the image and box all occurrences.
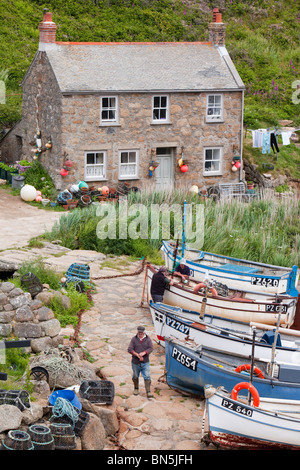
[0,0,299,178]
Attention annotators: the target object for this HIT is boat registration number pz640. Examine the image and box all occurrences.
[221,398,253,417]
[171,347,197,371]
[251,277,279,287]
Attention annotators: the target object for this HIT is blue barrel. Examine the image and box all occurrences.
[49,390,82,410]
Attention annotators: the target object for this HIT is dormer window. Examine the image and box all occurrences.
[206,94,223,122]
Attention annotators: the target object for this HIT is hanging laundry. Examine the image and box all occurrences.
[281,131,293,145]
[270,132,279,154]
[262,132,271,154]
[251,130,263,148]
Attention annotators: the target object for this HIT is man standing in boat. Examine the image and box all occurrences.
[128,326,154,398]
[150,266,174,302]
[174,259,191,283]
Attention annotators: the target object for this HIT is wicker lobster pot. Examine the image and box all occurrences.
[79,380,115,405]
[50,408,90,437]
[50,423,76,450]
[28,424,55,450]
[0,389,31,411]
[1,430,34,451]
[20,272,43,298]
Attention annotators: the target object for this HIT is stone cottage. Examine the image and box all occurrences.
[1,8,245,191]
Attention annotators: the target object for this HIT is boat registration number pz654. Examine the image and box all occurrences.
[251,277,279,287]
[221,398,253,417]
[172,347,197,371]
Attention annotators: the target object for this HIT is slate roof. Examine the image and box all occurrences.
[43,42,244,94]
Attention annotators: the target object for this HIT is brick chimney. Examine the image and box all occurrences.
[38,9,57,50]
[209,8,226,47]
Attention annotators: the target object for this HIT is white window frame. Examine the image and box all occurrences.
[203,147,223,176]
[206,94,223,122]
[84,151,107,181]
[118,150,139,180]
[100,96,119,125]
[152,95,170,123]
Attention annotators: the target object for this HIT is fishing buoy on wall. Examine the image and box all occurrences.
[180,164,189,173]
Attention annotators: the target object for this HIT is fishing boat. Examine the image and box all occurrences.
[150,301,300,364]
[204,386,300,450]
[147,265,297,326]
[161,240,299,297]
[164,337,300,401]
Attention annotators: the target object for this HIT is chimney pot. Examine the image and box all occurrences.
[209,8,226,46]
[39,11,57,48]
[213,8,219,22]
[215,12,222,23]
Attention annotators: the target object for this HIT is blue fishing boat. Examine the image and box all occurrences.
[161,240,299,297]
[165,337,300,401]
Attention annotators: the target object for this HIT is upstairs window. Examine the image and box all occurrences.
[206,94,223,122]
[100,96,118,125]
[152,95,169,123]
[203,148,222,176]
[85,151,107,180]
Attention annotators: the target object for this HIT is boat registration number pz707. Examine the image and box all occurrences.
[166,317,190,335]
[221,398,253,417]
[172,347,197,371]
[251,277,279,287]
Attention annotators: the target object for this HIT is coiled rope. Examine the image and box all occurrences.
[51,397,79,429]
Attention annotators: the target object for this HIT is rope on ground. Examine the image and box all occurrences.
[91,257,147,280]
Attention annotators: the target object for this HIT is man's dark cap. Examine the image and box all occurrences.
[137,326,145,332]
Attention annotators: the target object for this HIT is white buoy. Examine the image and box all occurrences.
[20,184,37,202]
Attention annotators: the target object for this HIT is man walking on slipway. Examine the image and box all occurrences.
[128,326,154,398]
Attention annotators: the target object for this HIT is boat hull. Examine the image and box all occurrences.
[165,338,300,400]
[206,390,300,450]
[161,241,299,296]
[147,265,297,326]
[150,302,300,364]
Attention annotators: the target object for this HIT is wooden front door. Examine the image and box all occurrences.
[155,148,174,191]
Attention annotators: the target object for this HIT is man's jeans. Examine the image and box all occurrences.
[132,361,151,381]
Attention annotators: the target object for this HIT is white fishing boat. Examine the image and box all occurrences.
[205,385,300,450]
[150,301,300,364]
[147,265,298,326]
[161,240,299,297]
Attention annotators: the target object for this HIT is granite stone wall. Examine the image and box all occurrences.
[59,90,243,191]
[16,52,63,188]
[0,282,63,353]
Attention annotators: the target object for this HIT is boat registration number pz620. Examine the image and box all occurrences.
[251,277,279,287]
[171,347,197,371]
[221,398,253,417]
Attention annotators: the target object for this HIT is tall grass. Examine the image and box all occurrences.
[43,191,300,268]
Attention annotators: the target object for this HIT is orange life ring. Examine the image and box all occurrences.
[193,283,218,296]
[231,381,260,407]
[235,364,264,379]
